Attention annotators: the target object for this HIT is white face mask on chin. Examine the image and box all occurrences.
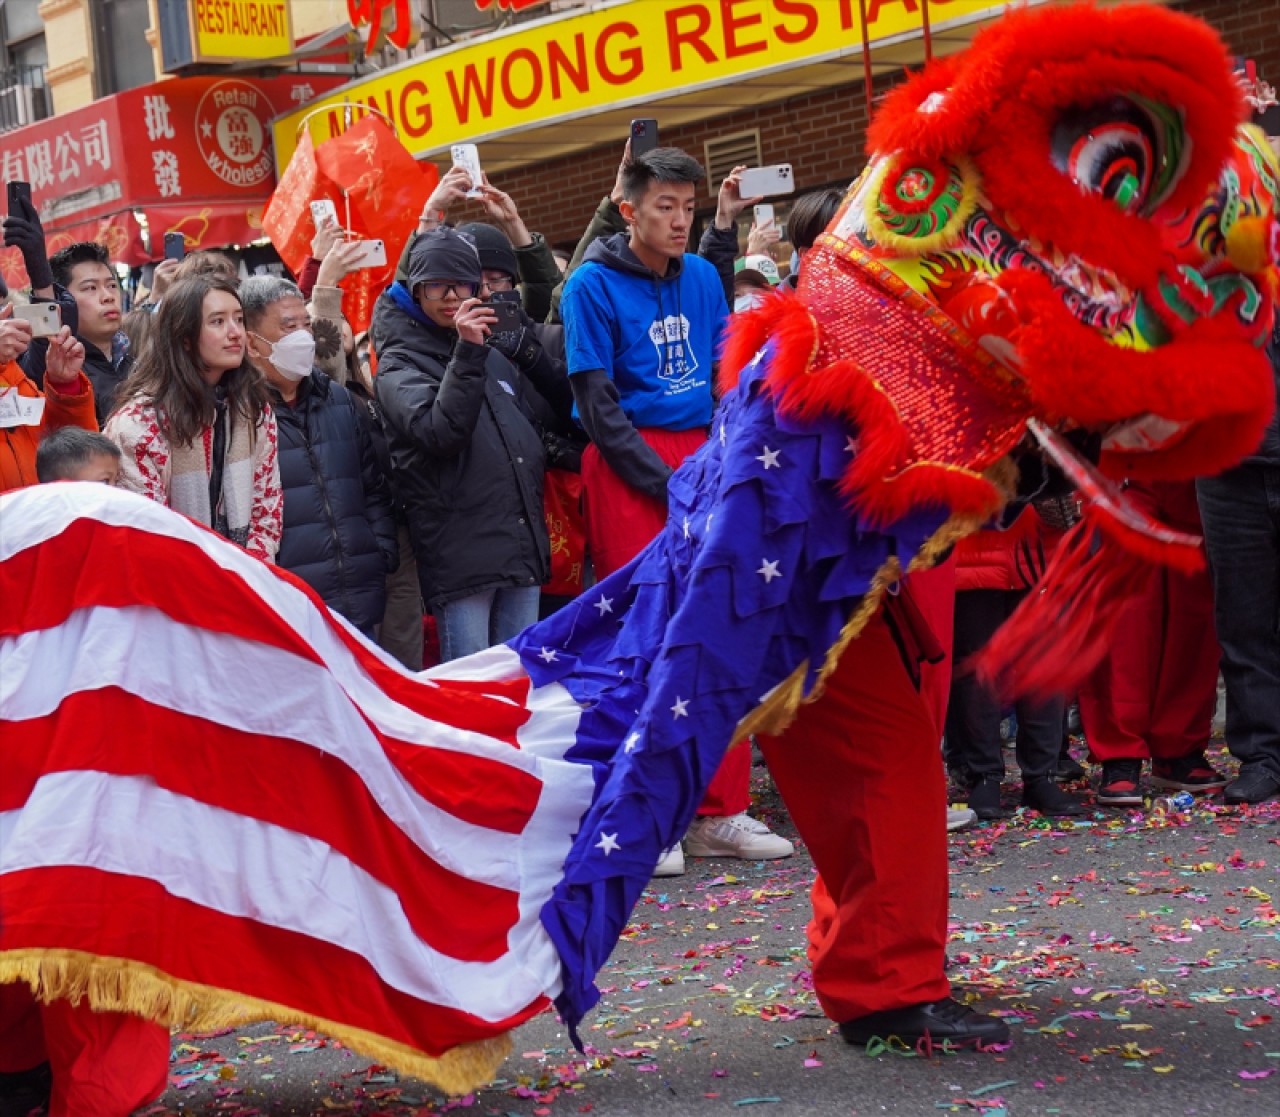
[734,292,766,314]
[255,329,315,381]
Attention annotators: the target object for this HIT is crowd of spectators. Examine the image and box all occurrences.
[3,131,1278,871]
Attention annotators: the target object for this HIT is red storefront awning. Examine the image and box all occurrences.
[1,72,345,289]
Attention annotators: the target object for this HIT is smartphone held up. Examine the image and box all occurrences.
[739,164,795,199]
[10,301,62,338]
[451,144,485,197]
[630,119,659,158]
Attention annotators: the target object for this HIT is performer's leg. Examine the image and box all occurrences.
[41,999,169,1117]
[696,742,752,816]
[757,613,950,1021]
[908,556,957,742]
[0,982,47,1072]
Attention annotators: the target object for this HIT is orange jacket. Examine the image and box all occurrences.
[0,361,97,493]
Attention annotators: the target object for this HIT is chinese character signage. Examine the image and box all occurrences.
[157,0,293,72]
[347,0,420,59]
[0,73,343,287]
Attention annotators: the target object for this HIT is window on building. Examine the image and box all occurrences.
[93,0,156,95]
[0,0,50,132]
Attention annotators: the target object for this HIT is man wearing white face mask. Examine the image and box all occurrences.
[241,277,398,638]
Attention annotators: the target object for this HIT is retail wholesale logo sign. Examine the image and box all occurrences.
[274,0,1007,172]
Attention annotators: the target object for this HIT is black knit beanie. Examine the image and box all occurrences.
[407,228,483,290]
[455,222,518,280]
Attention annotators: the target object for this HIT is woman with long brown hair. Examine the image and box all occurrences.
[105,276,283,561]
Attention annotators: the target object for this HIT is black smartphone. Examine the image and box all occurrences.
[164,232,186,262]
[630,118,659,158]
[489,296,524,332]
[7,180,32,215]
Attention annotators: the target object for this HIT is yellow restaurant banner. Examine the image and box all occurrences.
[272,0,1011,172]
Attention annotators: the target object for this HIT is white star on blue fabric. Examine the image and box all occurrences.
[756,446,781,469]
[844,435,859,454]
[595,832,620,856]
[594,595,614,616]
[719,421,727,446]
[757,559,782,583]
[671,696,690,719]
[624,731,641,753]
[682,516,691,539]
[538,647,559,663]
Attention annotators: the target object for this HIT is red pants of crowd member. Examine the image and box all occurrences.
[757,611,950,1021]
[583,428,750,817]
[1078,482,1221,761]
[0,982,169,1116]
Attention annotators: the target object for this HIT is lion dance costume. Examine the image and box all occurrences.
[1,4,1276,1111]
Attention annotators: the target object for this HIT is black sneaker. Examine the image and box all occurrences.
[967,777,1009,820]
[0,1061,52,1117]
[1055,753,1088,783]
[1097,759,1144,806]
[1150,752,1228,792]
[1223,765,1280,805]
[840,997,1011,1049]
[1023,777,1089,817]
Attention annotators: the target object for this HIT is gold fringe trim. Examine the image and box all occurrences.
[0,949,511,1095]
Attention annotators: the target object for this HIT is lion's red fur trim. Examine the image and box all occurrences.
[868,2,1243,291]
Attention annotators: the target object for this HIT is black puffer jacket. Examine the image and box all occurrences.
[271,371,398,634]
[372,289,549,609]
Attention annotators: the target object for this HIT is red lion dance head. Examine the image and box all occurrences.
[724,2,1279,694]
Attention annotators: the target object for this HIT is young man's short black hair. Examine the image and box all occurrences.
[36,426,122,483]
[50,242,111,289]
[620,148,705,204]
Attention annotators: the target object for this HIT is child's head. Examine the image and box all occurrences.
[36,427,122,485]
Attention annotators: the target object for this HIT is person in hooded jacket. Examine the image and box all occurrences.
[559,147,794,875]
[373,228,551,662]
[241,276,397,638]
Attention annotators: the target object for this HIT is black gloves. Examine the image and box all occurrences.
[488,322,542,370]
[3,195,53,291]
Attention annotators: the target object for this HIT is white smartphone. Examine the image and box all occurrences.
[739,164,795,198]
[347,239,387,269]
[11,301,62,338]
[451,143,484,198]
[310,199,338,229]
[753,203,775,227]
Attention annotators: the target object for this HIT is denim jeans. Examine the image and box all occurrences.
[433,585,542,662]
[1196,465,1280,779]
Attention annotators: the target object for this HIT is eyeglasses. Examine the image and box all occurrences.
[419,281,479,300]
[482,275,515,292]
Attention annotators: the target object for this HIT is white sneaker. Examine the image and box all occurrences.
[684,813,795,860]
[653,844,686,877]
[946,807,977,832]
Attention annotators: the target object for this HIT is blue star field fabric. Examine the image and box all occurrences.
[509,346,946,1033]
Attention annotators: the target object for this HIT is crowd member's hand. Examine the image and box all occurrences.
[44,325,85,386]
[747,221,782,257]
[0,306,34,363]
[714,165,760,231]
[311,217,346,262]
[476,175,532,248]
[454,297,496,345]
[316,237,366,288]
[150,257,181,300]
[610,139,633,206]
[488,320,541,368]
[420,165,474,230]
[2,195,54,293]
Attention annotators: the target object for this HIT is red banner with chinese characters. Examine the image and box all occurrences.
[0,72,344,288]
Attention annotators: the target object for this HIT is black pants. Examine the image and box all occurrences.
[945,589,1065,783]
[1197,464,1280,780]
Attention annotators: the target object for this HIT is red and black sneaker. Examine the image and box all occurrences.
[1150,752,1228,792]
[1097,759,1144,806]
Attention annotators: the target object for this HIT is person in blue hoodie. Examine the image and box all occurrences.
[560,147,794,875]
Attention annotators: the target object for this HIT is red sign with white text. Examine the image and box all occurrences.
[0,72,343,288]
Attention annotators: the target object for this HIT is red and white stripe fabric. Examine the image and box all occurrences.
[0,483,595,1087]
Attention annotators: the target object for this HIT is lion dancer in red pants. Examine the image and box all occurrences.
[0,983,168,1116]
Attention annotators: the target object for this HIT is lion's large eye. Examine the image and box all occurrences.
[1052,97,1185,215]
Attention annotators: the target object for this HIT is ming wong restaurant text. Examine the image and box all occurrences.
[272,0,1004,172]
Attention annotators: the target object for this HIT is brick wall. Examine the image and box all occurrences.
[495,0,1280,248]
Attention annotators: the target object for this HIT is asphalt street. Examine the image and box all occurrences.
[144,745,1278,1117]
